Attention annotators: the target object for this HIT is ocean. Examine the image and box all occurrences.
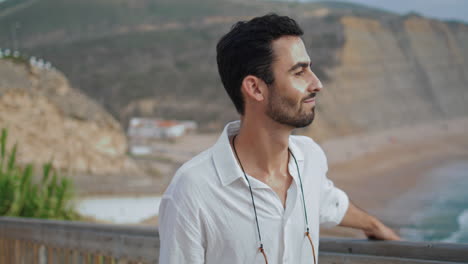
[76,196,162,224]
[399,161,468,244]
[73,161,468,242]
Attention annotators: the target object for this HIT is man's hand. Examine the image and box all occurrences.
[364,219,401,240]
[339,201,401,241]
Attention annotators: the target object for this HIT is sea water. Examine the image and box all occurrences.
[400,161,468,244]
[76,196,162,224]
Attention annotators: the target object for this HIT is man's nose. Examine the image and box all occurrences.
[307,72,323,93]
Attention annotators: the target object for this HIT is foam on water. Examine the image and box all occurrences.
[442,209,468,243]
[76,196,162,224]
[399,160,468,244]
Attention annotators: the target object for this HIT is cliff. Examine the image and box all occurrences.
[304,15,468,140]
[0,59,141,174]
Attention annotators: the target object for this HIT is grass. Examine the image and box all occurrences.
[0,54,28,65]
[0,128,79,220]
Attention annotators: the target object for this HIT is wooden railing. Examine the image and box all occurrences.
[0,217,158,263]
[1,216,467,264]
[319,239,468,264]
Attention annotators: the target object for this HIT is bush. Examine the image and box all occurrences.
[0,128,79,220]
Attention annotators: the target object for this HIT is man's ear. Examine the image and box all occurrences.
[241,75,266,102]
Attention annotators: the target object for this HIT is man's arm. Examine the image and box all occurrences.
[159,196,205,263]
[339,201,401,240]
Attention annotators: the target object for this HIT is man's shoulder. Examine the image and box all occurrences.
[178,148,214,174]
[290,134,324,154]
[163,147,217,198]
[290,134,328,170]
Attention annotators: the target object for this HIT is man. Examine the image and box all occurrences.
[159,14,400,264]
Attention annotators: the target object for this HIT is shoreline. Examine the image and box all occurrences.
[320,123,468,238]
[321,152,468,239]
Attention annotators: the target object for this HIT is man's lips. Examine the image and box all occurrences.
[303,93,317,103]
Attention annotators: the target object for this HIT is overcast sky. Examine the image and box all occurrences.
[306,0,468,23]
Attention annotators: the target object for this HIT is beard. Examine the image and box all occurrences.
[266,84,316,128]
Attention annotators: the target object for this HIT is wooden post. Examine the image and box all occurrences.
[0,239,5,264]
[47,246,54,264]
[116,258,128,264]
[21,241,31,264]
[6,238,12,264]
[23,240,30,264]
[27,241,34,264]
[33,243,39,264]
[39,244,47,264]
[93,254,100,264]
[71,250,78,264]
[14,239,20,264]
[104,256,113,264]
[22,241,27,264]
[83,252,90,264]
[0,238,4,264]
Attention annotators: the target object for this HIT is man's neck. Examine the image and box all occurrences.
[232,115,292,180]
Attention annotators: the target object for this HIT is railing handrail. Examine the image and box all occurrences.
[1,216,468,263]
[0,216,159,263]
[0,216,158,236]
[320,238,468,263]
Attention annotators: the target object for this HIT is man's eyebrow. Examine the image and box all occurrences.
[288,62,312,72]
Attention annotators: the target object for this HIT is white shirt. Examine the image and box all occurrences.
[159,121,349,264]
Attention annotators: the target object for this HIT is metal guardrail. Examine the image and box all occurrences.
[1,217,467,264]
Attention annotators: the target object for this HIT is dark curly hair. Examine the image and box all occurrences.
[216,14,304,115]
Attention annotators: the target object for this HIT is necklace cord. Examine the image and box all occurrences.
[232,134,316,264]
[290,149,317,264]
[259,245,268,264]
[232,135,264,247]
[306,231,317,264]
[289,150,310,230]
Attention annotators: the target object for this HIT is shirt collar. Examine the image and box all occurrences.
[212,120,305,187]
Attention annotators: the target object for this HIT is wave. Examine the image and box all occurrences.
[441,208,468,243]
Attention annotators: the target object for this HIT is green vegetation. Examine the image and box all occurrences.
[0,0,253,43]
[0,128,79,220]
[0,52,29,65]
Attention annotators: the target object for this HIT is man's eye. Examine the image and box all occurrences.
[295,71,304,76]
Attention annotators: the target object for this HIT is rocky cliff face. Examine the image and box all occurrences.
[303,15,468,141]
[0,59,140,174]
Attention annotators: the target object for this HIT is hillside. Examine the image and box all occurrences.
[1,0,468,141]
[0,58,141,175]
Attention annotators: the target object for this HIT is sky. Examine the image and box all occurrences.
[304,0,468,23]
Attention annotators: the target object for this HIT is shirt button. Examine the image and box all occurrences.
[336,202,339,207]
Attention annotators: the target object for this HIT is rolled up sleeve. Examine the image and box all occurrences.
[158,196,205,264]
[319,176,349,228]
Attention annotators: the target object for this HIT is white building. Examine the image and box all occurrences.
[128,118,196,140]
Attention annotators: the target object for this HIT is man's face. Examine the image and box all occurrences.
[265,36,323,128]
